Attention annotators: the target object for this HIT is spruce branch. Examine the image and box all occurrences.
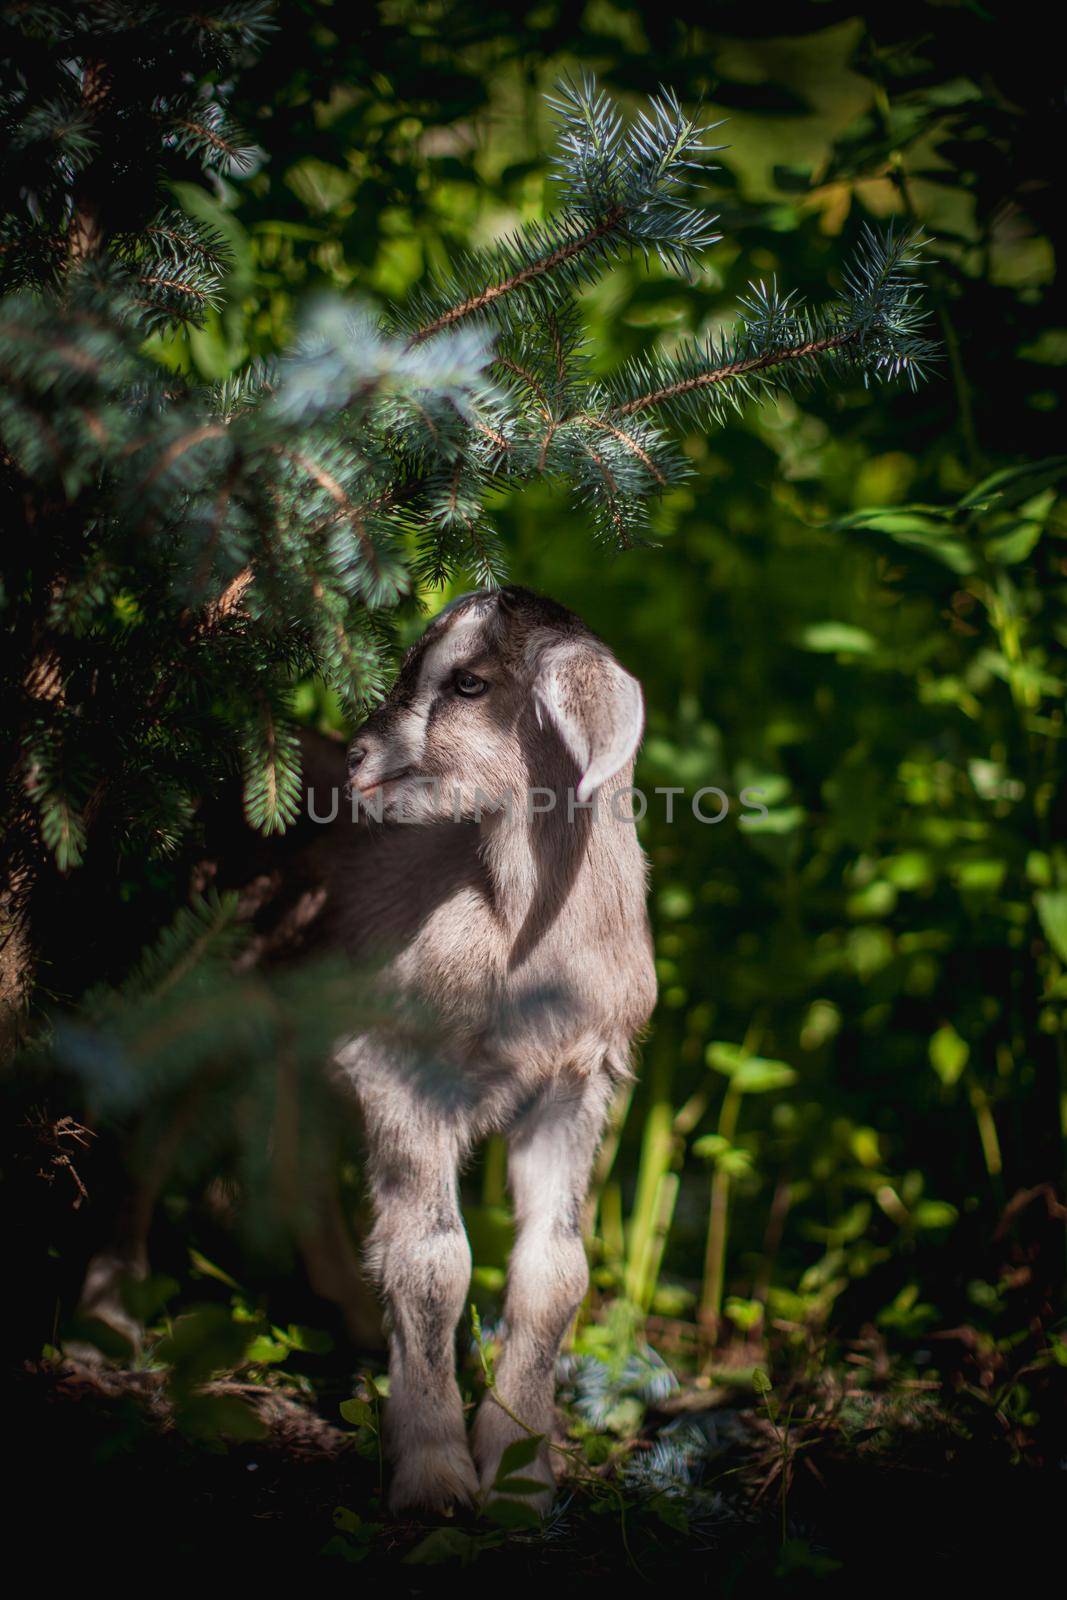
[164,101,263,178]
[0,30,936,901]
[400,73,722,346]
[240,694,302,836]
[603,223,936,432]
[612,329,852,419]
[405,205,627,346]
[125,890,243,1006]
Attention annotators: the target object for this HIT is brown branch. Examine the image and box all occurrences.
[471,419,511,454]
[144,223,225,269]
[613,330,857,418]
[137,424,228,497]
[574,414,666,485]
[536,418,563,473]
[194,565,253,637]
[406,206,626,347]
[0,318,101,375]
[190,464,238,605]
[138,272,211,302]
[172,114,242,162]
[278,447,382,577]
[310,575,365,682]
[78,407,109,448]
[546,309,567,390]
[67,59,111,267]
[446,459,463,519]
[190,474,419,643]
[580,440,625,540]
[495,355,549,413]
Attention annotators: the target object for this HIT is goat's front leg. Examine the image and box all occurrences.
[361,1078,477,1513]
[472,1072,612,1508]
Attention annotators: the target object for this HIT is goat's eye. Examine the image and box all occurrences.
[454,670,488,698]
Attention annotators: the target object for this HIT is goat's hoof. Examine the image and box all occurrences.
[389,1440,479,1515]
[72,1253,144,1358]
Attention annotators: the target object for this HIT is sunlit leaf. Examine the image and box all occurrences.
[929,1024,969,1085]
[1036,891,1067,964]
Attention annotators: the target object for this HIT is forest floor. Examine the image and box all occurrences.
[14,1325,1066,1591]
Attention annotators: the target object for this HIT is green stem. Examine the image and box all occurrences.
[599,1181,626,1270]
[699,1082,743,1337]
[624,1037,676,1304]
[966,1076,1004,1194]
[640,1172,680,1314]
[584,1081,634,1241]
[482,1134,507,1208]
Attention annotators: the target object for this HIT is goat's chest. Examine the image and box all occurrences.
[336,818,653,1079]
[386,885,507,1028]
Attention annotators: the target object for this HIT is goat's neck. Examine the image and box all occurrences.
[478,770,636,961]
[479,789,577,928]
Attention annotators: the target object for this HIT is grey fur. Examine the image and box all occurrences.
[336,586,656,1511]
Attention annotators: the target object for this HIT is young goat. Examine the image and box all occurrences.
[333,586,656,1511]
[77,586,656,1513]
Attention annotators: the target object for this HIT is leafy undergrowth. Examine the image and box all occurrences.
[13,1299,1066,1589]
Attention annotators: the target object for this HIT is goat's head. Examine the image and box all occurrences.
[347,587,644,823]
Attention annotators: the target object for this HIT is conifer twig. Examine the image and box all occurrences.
[613,330,856,417]
[407,206,626,346]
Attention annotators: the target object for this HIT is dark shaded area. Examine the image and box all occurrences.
[13,1352,1065,1586]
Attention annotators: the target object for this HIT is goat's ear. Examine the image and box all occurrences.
[533,642,644,802]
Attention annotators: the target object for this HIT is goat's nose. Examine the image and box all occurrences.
[347,744,367,775]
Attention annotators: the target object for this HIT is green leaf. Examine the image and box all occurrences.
[246,1334,289,1364]
[652,1495,689,1533]
[691,1133,730,1163]
[707,1042,796,1093]
[1036,891,1067,964]
[483,1496,543,1530]
[733,1059,796,1093]
[285,1323,333,1354]
[706,1041,748,1076]
[725,1296,763,1331]
[339,1397,376,1430]
[798,622,877,655]
[121,1272,179,1322]
[985,518,1044,565]
[188,1248,241,1290]
[718,1147,755,1176]
[837,507,975,573]
[155,1305,253,1388]
[403,1528,498,1565]
[929,1024,969,1086]
[177,1392,267,1442]
[492,1474,548,1496]
[959,455,1067,511]
[493,1434,541,1483]
[321,1535,370,1565]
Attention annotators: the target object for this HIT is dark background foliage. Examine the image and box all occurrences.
[4,0,1065,1581]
